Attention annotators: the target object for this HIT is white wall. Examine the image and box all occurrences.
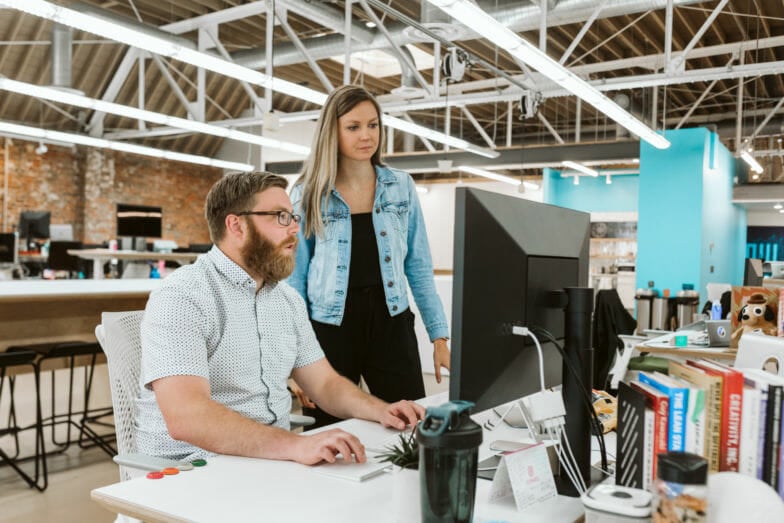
[747,211,784,226]
[417,180,543,270]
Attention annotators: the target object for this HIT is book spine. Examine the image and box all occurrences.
[643,408,654,490]
[639,373,688,452]
[739,387,761,477]
[757,390,768,480]
[779,407,784,500]
[763,385,782,486]
[652,394,670,480]
[686,387,706,457]
[721,372,744,472]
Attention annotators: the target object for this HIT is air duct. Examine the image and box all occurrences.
[51,23,72,88]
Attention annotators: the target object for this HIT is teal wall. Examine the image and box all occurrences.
[543,128,745,302]
[700,133,745,287]
[637,128,744,295]
[544,168,639,212]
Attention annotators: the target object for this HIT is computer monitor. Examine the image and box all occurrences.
[744,257,764,286]
[48,241,83,273]
[116,204,162,238]
[18,210,51,249]
[449,187,590,413]
[0,233,18,264]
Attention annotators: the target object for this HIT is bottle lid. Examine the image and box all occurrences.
[682,283,695,290]
[417,400,483,450]
[657,452,708,484]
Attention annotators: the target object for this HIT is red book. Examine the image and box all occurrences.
[631,380,669,483]
[688,359,744,472]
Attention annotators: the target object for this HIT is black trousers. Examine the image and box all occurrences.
[303,286,425,429]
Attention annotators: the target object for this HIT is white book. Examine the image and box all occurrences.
[739,384,763,478]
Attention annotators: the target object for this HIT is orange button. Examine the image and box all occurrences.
[163,467,180,475]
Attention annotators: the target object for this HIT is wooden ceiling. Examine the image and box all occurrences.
[0,1,782,177]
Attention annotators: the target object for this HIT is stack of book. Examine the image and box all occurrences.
[616,359,783,499]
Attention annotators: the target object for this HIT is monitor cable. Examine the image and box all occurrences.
[529,326,609,474]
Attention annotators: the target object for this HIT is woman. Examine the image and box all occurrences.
[288,85,450,428]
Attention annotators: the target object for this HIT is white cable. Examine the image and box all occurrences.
[547,424,581,494]
[511,326,545,392]
[556,424,587,494]
[559,423,587,492]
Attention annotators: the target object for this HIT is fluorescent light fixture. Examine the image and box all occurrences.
[459,165,519,185]
[385,116,499,158]
[0,78,310,156]
[740,150,764,174]
[562,160,598,177]
[573,176,580,185]
[775,203,783,210]
[415,185,429,194]
[6,0,495,159]
[424,0,671,150]
[605,174,612,184]
[0,121,254,171]
[779,209,784,214]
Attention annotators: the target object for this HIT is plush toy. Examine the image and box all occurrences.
[731,292,778,345]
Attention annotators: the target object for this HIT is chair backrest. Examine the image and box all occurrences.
[95,310,145,482]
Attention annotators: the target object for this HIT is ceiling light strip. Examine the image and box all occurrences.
[740,150,764,174]
[0,121,254,171]
[6,0,496,159]
[458,165,538,190]
[0,78,311,156]
[424,0,671,150]
[562,160,598,177]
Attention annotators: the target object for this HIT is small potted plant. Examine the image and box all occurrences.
[377,429,420,522]
[377,429,419,470]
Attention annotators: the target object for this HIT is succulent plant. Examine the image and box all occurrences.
[377,429,419,470]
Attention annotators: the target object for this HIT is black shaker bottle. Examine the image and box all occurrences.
[417,400,483,523]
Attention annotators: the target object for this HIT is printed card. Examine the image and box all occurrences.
[488,443,558,511]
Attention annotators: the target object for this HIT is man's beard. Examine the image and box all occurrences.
[240,221,296,284]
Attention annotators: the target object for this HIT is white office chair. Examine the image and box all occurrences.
[95,310,314,482]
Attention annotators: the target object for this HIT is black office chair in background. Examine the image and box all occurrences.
[48,241,83,278]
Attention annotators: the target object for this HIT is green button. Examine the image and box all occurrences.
[191,459,207,467]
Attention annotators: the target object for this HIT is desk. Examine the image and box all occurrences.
[0,280,159,351]
[91,395,607,522]
[636,330,736,361]
[67,249,202,279]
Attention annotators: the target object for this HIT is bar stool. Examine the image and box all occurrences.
[0,349,47,491]
[7,341,117,458]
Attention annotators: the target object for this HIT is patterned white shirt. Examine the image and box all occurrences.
[137,246,324,460]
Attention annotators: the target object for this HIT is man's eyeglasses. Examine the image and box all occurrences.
[236,210,302,226]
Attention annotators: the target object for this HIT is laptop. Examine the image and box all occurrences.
[706,320,731,347]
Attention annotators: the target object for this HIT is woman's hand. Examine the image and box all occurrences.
[433,338,451,383]
[288,378,316,409]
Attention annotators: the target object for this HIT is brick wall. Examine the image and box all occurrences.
[0,139,222,247]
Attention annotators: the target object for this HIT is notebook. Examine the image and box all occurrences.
[311,455,391,482]
[706,319,731,347]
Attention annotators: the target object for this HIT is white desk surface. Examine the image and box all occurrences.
[0,279,162,301]
[92,393,611,522]
[68,248,202,262]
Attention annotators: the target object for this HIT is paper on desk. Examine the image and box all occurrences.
[311,455,391,482]
[489,443,557,511]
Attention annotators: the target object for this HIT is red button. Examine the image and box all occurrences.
[163,467,180,475]
[146,471,164,480]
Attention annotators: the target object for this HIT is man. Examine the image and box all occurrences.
[137,171,424,464]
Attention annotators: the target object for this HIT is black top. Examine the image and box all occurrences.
[348,213,382,289]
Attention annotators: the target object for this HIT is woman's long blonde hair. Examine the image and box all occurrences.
[297,85,385,238]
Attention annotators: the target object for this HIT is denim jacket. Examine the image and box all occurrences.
[288,166,449,341]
